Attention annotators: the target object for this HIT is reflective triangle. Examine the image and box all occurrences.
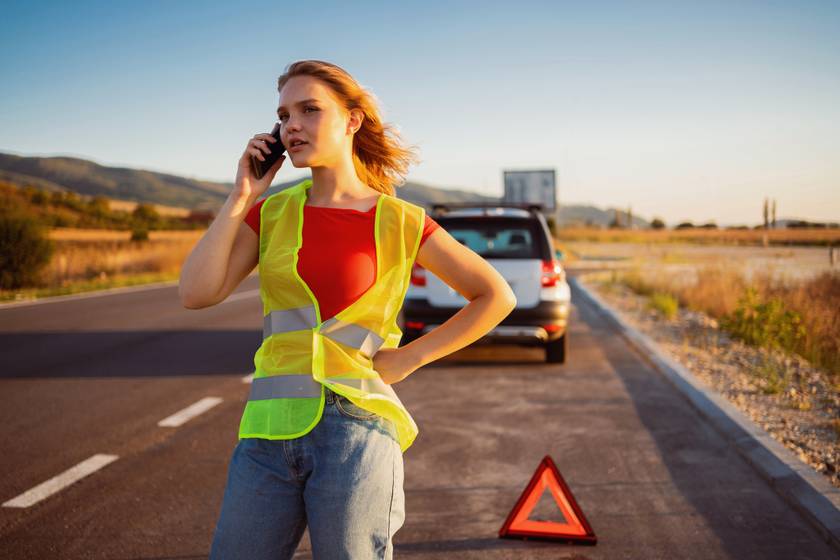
[498,455,597,544]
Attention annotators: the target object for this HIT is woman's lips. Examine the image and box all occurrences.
[289,142,308,152]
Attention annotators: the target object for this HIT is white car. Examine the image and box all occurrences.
[401,204,571,363]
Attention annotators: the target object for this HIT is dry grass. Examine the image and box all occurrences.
[46,236,201,286]
[766,270,840,377]
[106,199,192,217]
[48,228,201,242]
[609,263,840,379]
[0,229,204,299]
[558,226,840,246]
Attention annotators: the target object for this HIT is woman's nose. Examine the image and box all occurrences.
[284,116,302,132]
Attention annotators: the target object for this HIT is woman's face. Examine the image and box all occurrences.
[276,75,360,168]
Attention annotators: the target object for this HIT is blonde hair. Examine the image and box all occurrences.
[277,59,421,196]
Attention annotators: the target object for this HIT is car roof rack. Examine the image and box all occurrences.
[431,201,544,218]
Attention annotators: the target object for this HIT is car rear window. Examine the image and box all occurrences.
[437,217,543,259]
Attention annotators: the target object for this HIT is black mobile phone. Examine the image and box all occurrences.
[250,121,286,180]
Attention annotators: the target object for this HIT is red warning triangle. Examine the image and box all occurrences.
[499,455,597,544]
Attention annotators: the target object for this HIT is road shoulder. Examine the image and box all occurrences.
[570,275,840,553]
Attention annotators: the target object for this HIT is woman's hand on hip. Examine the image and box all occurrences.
[372,347,420,385]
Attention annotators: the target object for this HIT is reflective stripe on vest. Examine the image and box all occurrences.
[256,305,385,401]
[248,373,365,401]
[248,374,322,400]
[320,316,385,357]
[263,305,319,339]
[263,307,385,358]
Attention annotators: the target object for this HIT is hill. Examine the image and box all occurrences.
[0,151,666,228]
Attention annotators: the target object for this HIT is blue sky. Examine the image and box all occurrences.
[2,0,838,225]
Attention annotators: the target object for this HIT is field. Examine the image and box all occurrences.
[561,236,840,373]
[0,229,204,302]
[560,239,839,285]
[557,226,840,247]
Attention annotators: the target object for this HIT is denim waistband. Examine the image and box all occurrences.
[324,386,338,404]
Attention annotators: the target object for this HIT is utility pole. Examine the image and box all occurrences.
[763,197,769,229]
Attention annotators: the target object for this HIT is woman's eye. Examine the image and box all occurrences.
[278,107,316,121]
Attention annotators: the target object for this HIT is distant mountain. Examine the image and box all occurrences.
[1,151,662,227]
[0,152,231,211]
[556,205,651,228]
[0,152,500,212]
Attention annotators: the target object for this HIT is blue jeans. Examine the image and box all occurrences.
[209,387,405,560]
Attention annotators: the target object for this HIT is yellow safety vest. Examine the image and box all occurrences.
[238,178,425,453]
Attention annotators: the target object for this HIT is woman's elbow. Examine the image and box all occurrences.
[503,285,517,312]
[480,273,517,313]
[179,284,211,310]
[492,281,517,314]
[180,292,202,310]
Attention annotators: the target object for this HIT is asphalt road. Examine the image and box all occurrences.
[0,272,836,559]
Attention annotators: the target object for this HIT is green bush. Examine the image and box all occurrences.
[87,195,110,217]
[751,354,789,395]
[618,270,656,296]
[132,203,160,229]
[0,212,55,289]
[720,286,806,351]
[650,217,666,229]
[30,190,48,205]
[130,228,149,242]
[648,292,679,319]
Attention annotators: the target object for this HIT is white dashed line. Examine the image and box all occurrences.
[3,453,119,508]
[4,391,230,509]
[158,397,223,427]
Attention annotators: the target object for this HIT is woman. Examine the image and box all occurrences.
[179,59,516,559]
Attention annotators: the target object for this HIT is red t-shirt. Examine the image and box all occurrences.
[244,197,440,322]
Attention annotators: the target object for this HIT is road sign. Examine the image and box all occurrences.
[503,169,556,211]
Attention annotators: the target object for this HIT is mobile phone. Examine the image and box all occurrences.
[250,121,286,180]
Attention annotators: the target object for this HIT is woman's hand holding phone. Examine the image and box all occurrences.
[234,122,286,201]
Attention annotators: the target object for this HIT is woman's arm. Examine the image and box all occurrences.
[179,193,259,309]
[400,225,517,368]
[179,130,285,309]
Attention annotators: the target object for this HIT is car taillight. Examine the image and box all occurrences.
[410,263,426,286]
[541,259,563,287]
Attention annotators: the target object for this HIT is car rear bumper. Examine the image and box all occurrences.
[402,297,569,344]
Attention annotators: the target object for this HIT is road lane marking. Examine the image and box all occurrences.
[0,281,179,309]
[0,271,260,309]
[158,397,223,427]
[242,372,254,383]
[2,454,119,508]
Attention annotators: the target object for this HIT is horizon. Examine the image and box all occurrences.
[1,0,838,225]
[1,149,824,228]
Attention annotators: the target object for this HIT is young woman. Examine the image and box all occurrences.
[179,59,516,559]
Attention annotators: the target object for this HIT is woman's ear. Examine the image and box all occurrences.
[347,107,364,134]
